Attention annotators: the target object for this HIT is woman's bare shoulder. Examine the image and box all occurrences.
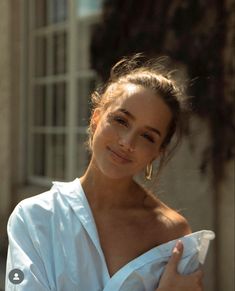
[143,191,192,243]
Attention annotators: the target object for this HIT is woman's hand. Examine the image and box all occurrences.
[156,240,203,291]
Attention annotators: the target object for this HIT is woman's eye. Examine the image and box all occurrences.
[113,116,128,127]
[142,133,155,143]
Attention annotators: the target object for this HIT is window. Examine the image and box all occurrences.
[27,0,103,185]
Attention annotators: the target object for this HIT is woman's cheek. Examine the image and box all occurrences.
[97,122,118,141]
[137,139,159,156]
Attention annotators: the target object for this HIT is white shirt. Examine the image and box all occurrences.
[5,178,215,290]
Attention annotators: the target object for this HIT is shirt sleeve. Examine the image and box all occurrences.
[5,204,52,291]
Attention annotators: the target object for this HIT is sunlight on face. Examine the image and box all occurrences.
[91,83,172,179]
[105,83,172,144]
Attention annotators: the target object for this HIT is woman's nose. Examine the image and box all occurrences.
[118,132,135,152]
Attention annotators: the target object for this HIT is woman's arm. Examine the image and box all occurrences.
[156,240,203,291]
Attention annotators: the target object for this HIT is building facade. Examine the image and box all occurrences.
[0,1,234,290]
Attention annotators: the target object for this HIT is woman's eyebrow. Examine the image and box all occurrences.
[118,108,135,119]
[145,126,162,137]
[117,108,162,137]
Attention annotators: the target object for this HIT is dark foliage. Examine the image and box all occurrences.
[90,0,235,184]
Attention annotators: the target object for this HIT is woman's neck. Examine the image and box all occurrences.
[80,161,144,210]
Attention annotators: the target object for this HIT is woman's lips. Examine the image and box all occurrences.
[107,146,132,163]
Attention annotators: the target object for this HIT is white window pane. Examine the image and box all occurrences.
[35,0,67,28]
[54,0,67,22]
[33,134,46,176]
[35,36,47,77]
[76,17,102,70]
[76,0,103,18]
[48,0,68,24]
[52,82,67,126]
[35,0,47,28]
[46,134,66,179]
[34,85,47,126]
[77,21,92,70]
[53,32,67,74]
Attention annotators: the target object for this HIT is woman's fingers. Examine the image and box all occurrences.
[157,241,204,291]
[165,240,184,274]
[157,240,184,288]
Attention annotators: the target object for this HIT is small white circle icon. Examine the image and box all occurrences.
[9,269,24,284]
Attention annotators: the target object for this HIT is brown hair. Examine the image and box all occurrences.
[88,54,190,172]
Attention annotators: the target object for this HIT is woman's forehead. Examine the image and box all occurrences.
[106,83,159,108]
[105,82,140,99]
[106,84,171,120]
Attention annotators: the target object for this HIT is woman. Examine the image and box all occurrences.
[6,55,214,290]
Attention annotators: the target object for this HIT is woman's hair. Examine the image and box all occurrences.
[88,54,190,173]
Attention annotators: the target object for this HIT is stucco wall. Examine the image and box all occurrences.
[219,0,235,288]
[218,160,234,291]
[155,117,215,291]
[155,116,234,291]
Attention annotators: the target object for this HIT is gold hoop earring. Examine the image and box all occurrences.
[145,163,153,181]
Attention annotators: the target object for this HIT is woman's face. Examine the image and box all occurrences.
[90,84,172,180]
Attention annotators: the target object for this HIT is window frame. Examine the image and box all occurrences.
[26,0,101,186]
